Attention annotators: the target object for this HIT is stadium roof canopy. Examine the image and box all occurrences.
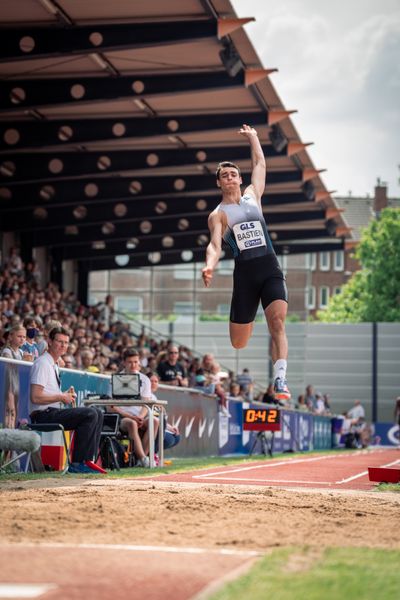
[0,0,350,280]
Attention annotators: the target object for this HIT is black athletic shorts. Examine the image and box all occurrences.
[230,253,288,324]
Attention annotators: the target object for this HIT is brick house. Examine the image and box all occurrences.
[284,181,400,319]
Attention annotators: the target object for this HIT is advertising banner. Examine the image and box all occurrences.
[374,422,400,446]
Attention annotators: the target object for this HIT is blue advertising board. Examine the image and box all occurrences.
[219,400,317,456]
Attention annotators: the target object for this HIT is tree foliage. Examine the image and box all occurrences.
[318,207,400,322]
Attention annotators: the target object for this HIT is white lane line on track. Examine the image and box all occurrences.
[0,542,260,558]
[0,584,56,598]
[382,459,400,468]
[335,471,368,484]
[191,452,362,479]
[336,457,400,484]
[190,476,333,484]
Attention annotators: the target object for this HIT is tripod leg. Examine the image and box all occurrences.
[260,432,267,456]
[108,438,120,471]
[249,433,259,456]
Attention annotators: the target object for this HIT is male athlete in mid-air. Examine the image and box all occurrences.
[202,124,290,401]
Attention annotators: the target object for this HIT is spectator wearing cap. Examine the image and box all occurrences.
[157,345,188,387]
[100,331,114,357]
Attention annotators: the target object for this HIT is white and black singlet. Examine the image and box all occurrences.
[217,193,288,324]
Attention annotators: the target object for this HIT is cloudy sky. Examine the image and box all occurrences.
[231,0,400,197]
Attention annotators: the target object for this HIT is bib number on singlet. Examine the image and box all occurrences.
[232,220,266,251]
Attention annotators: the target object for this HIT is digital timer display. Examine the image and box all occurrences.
[243,407,281,431]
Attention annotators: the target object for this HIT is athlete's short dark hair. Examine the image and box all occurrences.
[216,161,241,180]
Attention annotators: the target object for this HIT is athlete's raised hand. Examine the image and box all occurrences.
[202,266,214,287]
[238,124,258,138]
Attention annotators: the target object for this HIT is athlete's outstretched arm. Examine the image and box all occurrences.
[202,212,223,287]
[239,124,266,201]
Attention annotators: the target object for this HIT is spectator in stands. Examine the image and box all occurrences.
[228,382,245,401]
[81,349,99,373]
[236,368,254,400]
[296,394,309,412]
[1,324,30,428]
[20,316,41,361]
[340,412,356,448]
[148,372,180,454]
[5,247,23,276]
[63,354,76,369]
[305,384,316,411]
[100,331,115,358]
[193,368,215,395]
[110,348,159,467]
[157,344,188,387]
[259,383,276,404]
[394,397,400,445]
[210,363,230,417]
[347,400,365,423]
[323,393,332,415]
[30,327,105,474]
[314,393,326,415]
[25,260,42,287]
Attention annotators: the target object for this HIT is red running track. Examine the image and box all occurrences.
[142,448,400,491]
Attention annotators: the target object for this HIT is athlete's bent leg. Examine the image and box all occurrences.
[229,321,254,349]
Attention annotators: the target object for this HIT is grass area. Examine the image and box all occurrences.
[210,547,400,600]
[0,453,284,481]
[376,483,400,493]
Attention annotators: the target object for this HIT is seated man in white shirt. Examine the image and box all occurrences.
[30,327,105,474]
[110,349,159,468]
[347,400,366,424]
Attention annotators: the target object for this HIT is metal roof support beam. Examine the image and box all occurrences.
[29,220,333,249]
[0,171,311,211]
[0,69,273,113]
[0,111,285,150]
[0,192,320,230]
[3,201,324,233]
[0,19,253,63]
[0,144,288,184]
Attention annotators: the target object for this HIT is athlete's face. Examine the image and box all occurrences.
[217,167,242,190]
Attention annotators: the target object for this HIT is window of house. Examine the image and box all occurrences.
[173,301,201,315]
[334,250,344,271]
[320,252,330,271]
[334,286,342,295]
[115,296,143,315]
[319,286,330,308]
[306,286,316,309]
[277,254,288,274]
[217,303,230,315]
[217,259,234,275]
[173,264,195,280]
[305,253,316,271]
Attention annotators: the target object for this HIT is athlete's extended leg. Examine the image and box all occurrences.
[265,300,288,361]
[229,321,254,349]
[265,299,291,400]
